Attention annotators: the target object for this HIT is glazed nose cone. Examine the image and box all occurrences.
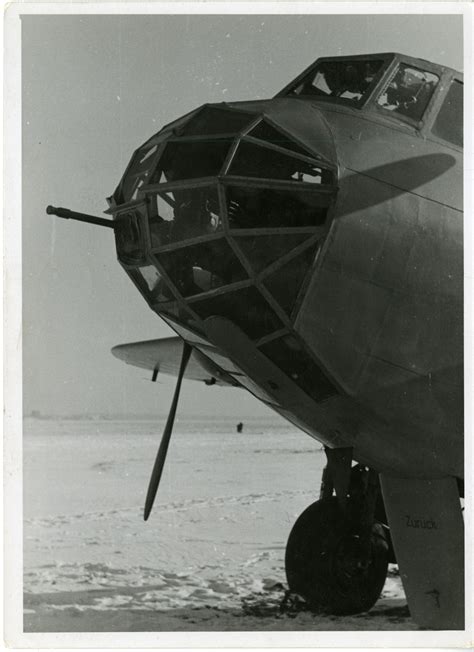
[110,98,337,207]
[110,97,339,348]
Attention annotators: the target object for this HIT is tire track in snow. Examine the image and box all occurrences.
[25,488,316,528]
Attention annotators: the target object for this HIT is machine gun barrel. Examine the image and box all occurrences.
[46,205,115,229]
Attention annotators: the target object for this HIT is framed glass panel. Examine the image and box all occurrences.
[289,59,384,104]
[233,234,311,272]
[178,106,255,137]
[226,185,329,229]
[156,239,247,297]
[148,191,175,248]
[152,139,232,183]
[259,335,336,400]
[189,286,283,339]
[114,209,147,265]
[432,80,463,147]
[134,265,175,303]
[149,186,223,247]
[249,121,312,156]
[377,64,439,121]
[263,244,319,314]
[229,141,324,183]
[116,143,162,204]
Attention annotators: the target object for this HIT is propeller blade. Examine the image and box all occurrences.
[144,342,192,521]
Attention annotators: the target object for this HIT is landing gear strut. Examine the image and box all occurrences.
[285,448,390,615]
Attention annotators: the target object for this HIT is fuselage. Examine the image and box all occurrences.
[108,52,463,480]
[292,100,462,478]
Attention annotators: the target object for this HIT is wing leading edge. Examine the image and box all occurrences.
[111,337,237,387]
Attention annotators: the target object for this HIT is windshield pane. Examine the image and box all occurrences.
[377,64,439,121]
[289,59,384,104]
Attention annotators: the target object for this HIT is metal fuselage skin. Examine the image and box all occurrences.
[206,96,463,480]
[110,54,463,482]
[290,102,462,479]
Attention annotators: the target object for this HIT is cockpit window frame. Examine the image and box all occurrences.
[374,63,440,123]
[276,53,395,107]
[365,55,464,142]
[277,53,461,141]
[370,56,450,131]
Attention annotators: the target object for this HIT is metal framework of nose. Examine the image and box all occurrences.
[108,102,339,402]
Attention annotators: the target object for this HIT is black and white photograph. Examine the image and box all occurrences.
[3,3,472,646]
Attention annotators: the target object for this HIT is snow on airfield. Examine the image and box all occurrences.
[23,416,416,631]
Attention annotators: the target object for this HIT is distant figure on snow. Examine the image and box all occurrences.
[236,422,244,433]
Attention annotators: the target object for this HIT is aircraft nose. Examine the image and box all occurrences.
[110,100,338,340]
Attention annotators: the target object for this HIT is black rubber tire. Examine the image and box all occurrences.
[285,497,389,615]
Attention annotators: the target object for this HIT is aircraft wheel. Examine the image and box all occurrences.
[285,497,389,615]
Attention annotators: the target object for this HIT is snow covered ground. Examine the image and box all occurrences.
[23,416,415,632]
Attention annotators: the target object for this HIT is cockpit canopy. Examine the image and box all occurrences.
[279,53,462,140]
[285,58,385,105]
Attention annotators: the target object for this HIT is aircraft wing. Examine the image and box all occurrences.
[111,337,236,387]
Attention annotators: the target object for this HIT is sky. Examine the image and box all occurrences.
[21,11,464,417]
